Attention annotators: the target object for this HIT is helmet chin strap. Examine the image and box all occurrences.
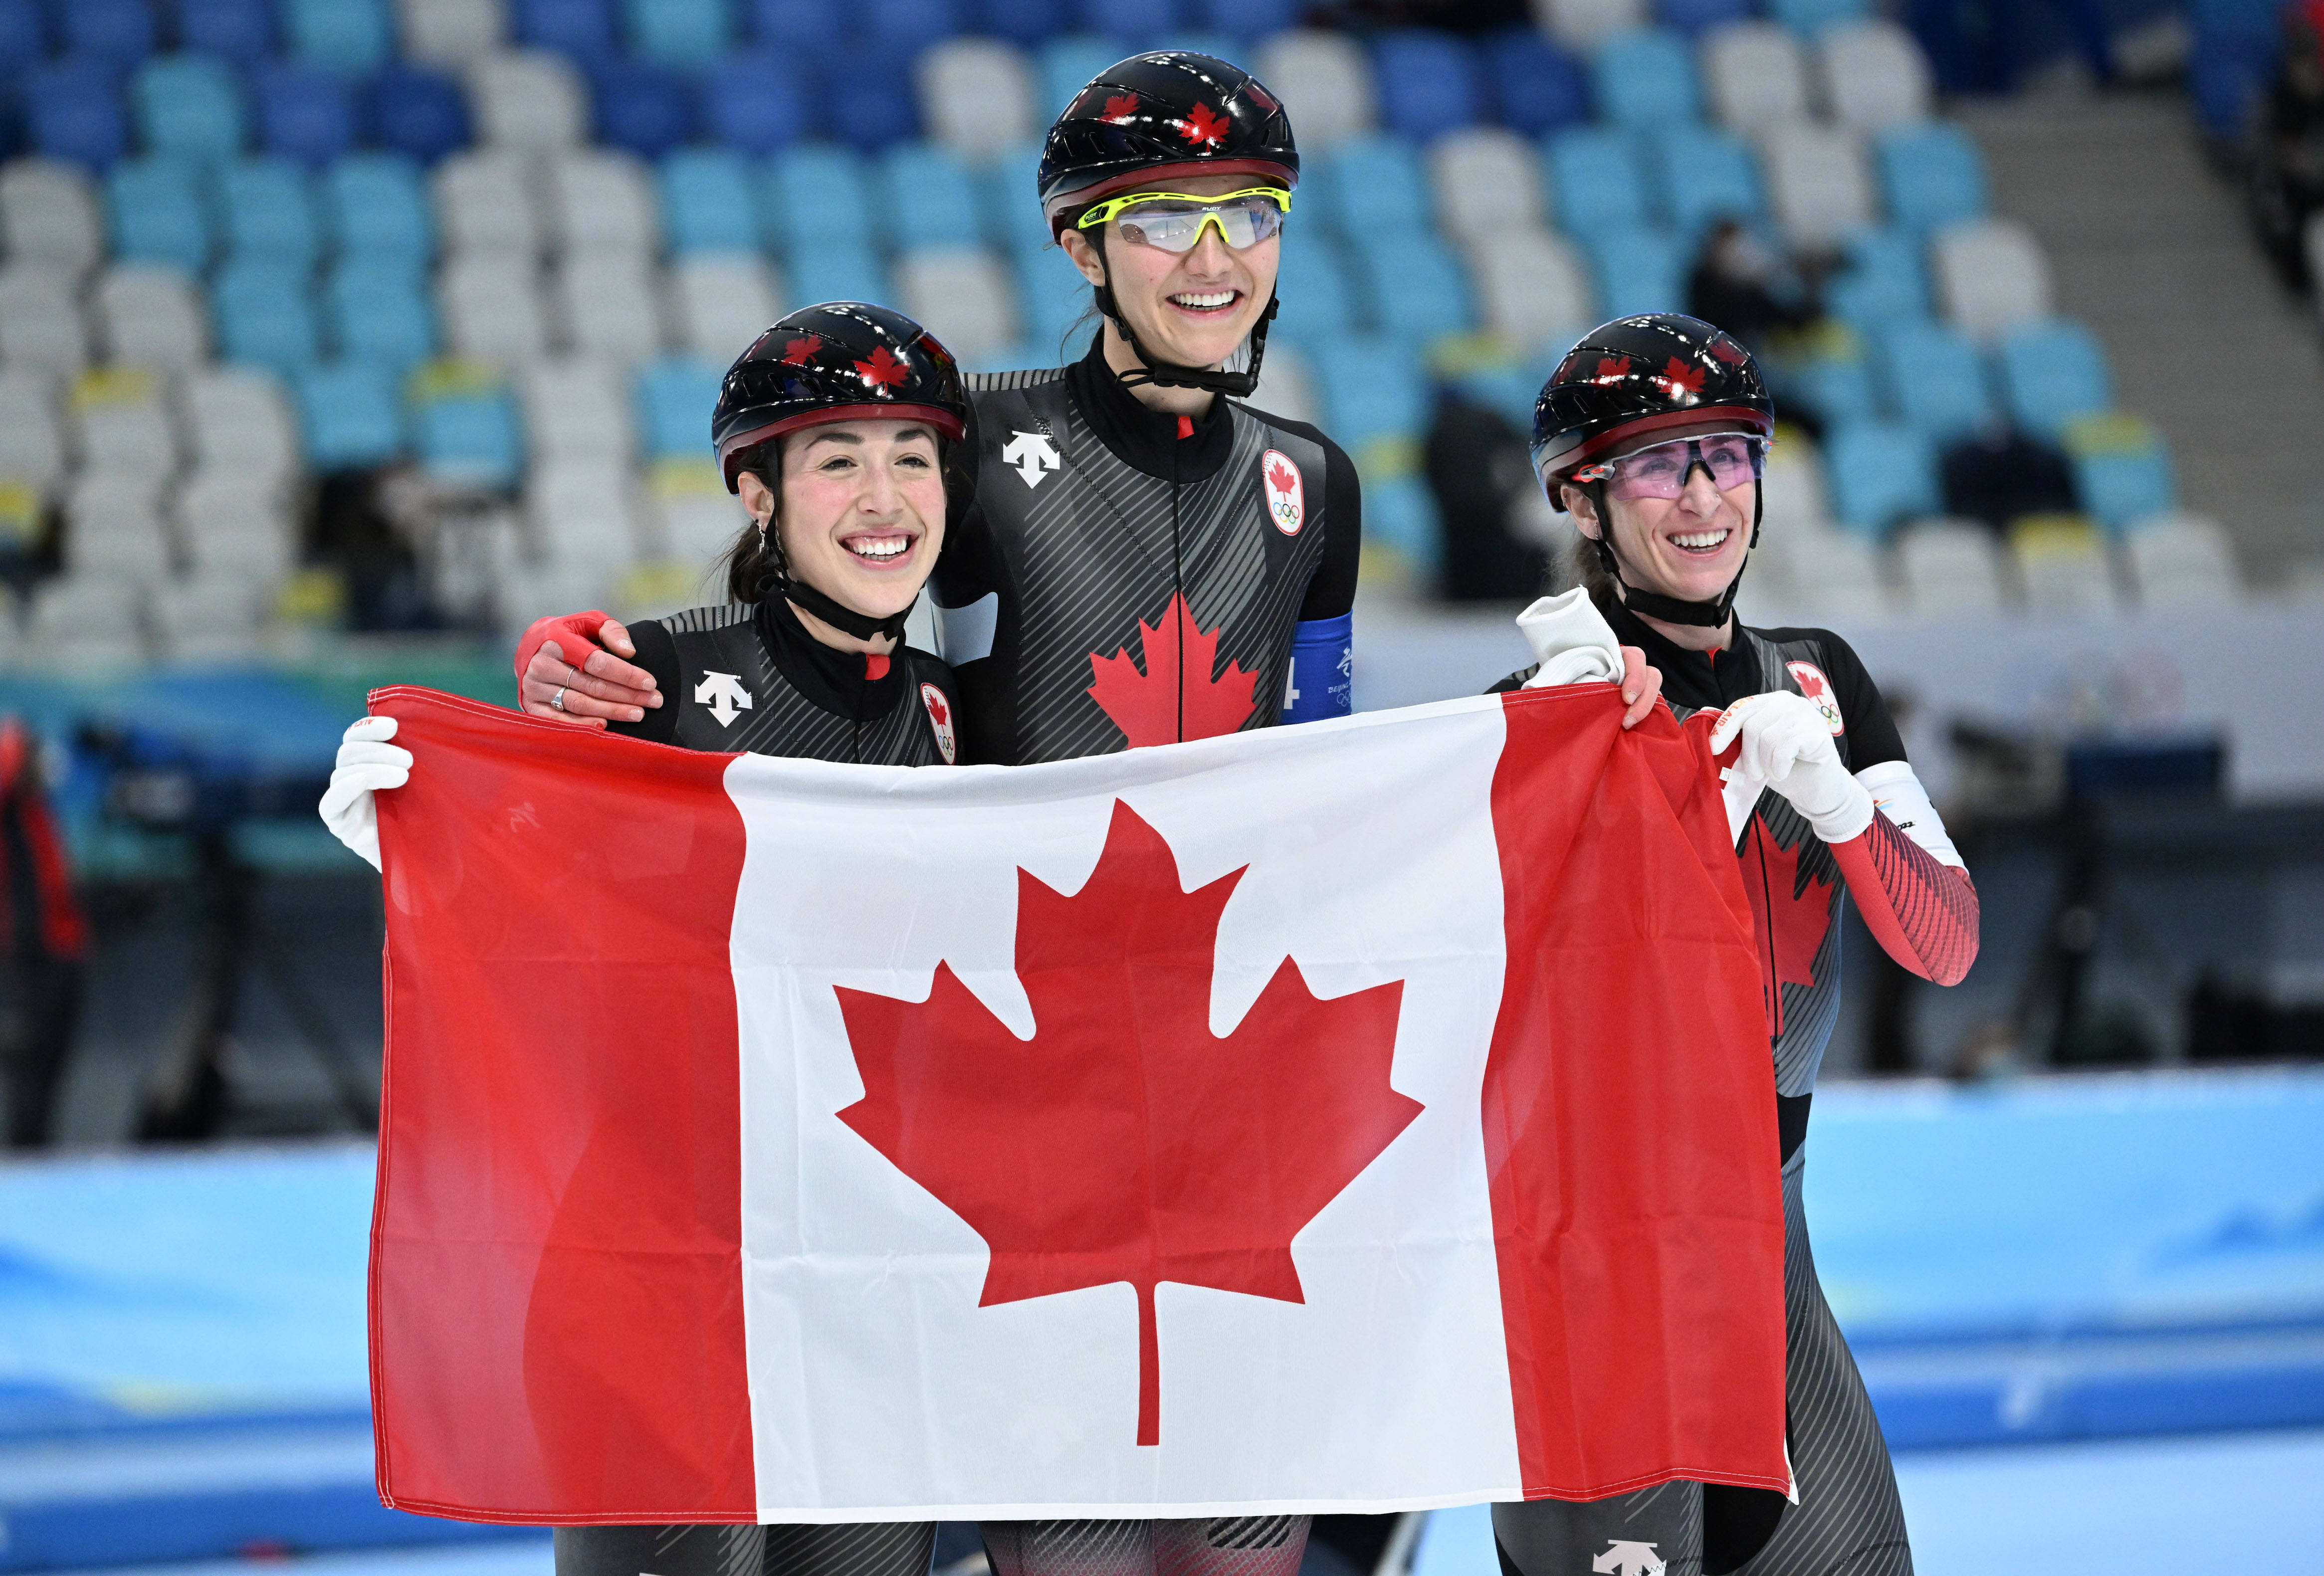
[753,522,913,646]
[1091,230,1277,398]
[1582,477,1764,631]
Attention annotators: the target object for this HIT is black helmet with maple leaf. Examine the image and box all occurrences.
[1530,313,1776,629]
[1039,51,1298,399]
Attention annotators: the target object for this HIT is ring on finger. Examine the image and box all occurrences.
[550,686,568,712]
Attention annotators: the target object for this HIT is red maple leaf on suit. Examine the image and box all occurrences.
[1102,93,1140,123]
[1738,824,1834,1035]
[1176,101,1230,147]
[925,688,948,727]
[853,345,909,389]
[1085,592,1260,748]
[1266,456,1298,496]
[781,335,822,366]
[1659,357,1706,396]
[835,800,1417,1446]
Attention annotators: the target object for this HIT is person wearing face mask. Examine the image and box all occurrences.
[1486,316,1980,1576]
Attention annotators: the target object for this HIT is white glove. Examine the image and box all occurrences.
[1515,588,1624,688]
[318,715,412,872]
[1708,691,1874,846]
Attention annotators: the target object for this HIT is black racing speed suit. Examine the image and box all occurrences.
[1486,598,1977,1576]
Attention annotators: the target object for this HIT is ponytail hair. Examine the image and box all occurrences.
[1557,479,1624,622]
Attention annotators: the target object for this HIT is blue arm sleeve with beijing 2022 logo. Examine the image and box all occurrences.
[1281,613,1353,724]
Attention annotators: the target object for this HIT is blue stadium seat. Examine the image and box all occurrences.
[1647,124,1761,235]
[1365,474,1441,576]
[1547,127,1649,231]
[871,0,963,51]
[106,157,212,272]
[827,46,919,150]
[705,50,813,155]
[982,0,1070,45]
[133,54,246,163]
[2189,29,2277,140]
[1876,123,1987,233]
[1184,0,1298,38]
[368,66,470,164]
[2068,425,2175,532]
[298,360,405,468]
[636,357,727,459]
[1019,251,1093,356]
[1657,0,1754,35]
[416,392,522,486]
[325,154,434,267]
[989,144,1056,256]
[1590,29,1699,131]
[1581,224,1686,319]
[180,0,278,65]
[62,0,155,69]
[1078,0,1178,45]
[1873,320,1991,443]
[1319,135,1430,240]
[282,0,391,72]
[1821,226,1927,330]
[1824,420,1936,535]
[768,144,876,250]
[1268,239,1357,345]
[220,157,321,269]
[1311,336,1426,447]
[748,0,846,48]
[1767,0,1868,29]
[1783,347,1874,428]
[1996,318,2112,438]
[254,65,358,167]
[1040,35,1120,117]
[1484,29,1590,135]
[1373,31,1481,142]
[626,0,731,64]
[592,59,694,158]
[0,0,46,70]
[785,244,891,308]
[884,143,982,245]
[1354,234,1474,344]
[326,261,437,370]
[660,149,759,253]
[213,260,321,378]
[517,0,618,59]
[25,60,130,170]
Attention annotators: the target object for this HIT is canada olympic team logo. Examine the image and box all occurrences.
[1261,449,1304,535]
[920,682,958,763]
[1785,661,1845,736]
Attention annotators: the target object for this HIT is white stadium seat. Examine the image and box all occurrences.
[528,458,643,573]
[1762,123,1875,248]
[438,252,550,365]
[547,150,659,257]
[1531,0,1647,49]
[467,49,587,151]
[0,160,105,278]
[1896,519,2007,617]
[1931,217,2053,340]
[668,253,782,361]
[654,481,749,568]
[28,575,145,666]
[1430,129,1544,245]
[1818,20,1934,132]
[518,357,634,463]
[96,265,209,371]
[895,247,1020,366]
[73,372,182,483]
[0,265,88,374]
[153,573,276,661]
[1701,23,1811,138]
[0,369,65,491]
[182,367,298,481]
[2123,512,2240,610]
[1757,440,1833,535]
[64,473,174,581]
[918,40,1037,161]
[433,149,543,258]
[2013,522,2117,613]
[398,0,505,65]
[1764,525,1888,624]
[1245,343,1320,428]
[553,251,665,364]
[1467,229,1595,352]
[177,467,295,580]
[1253,32,1376,152]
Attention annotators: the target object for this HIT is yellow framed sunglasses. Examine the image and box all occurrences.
[1074,187,1292,252]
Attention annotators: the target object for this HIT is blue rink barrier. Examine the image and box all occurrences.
[2,1072,2322,1570]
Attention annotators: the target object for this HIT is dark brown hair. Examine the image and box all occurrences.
[720,439,781,603]
[1560,481,1624,621]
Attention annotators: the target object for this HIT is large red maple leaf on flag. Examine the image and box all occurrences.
[1086,593,1259,748]
[1176,101,1229,147]
[1740,825,1834,1033]
[854,344,909,389]
[835,800,1416,1447]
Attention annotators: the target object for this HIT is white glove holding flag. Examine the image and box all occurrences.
[319,715,411,872]
[1708,691,1874,846]
[1515,588,1624,688]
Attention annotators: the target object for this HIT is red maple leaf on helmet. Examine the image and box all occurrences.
[1738,823,1835,1036]
[1102,93,1140,123]
[1659,358,1706,396]
[1708,334,1747,365]
[781,335,822,366]
[1086,593,1260,748]
[853,345,909,389]
[835,799,1417,1446]
[1266,456,1298,496]
[1594,356,1633,382]
[1176,101,1230,147]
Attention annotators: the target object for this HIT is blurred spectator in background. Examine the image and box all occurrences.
[1422,387,1554,602]
[308,466,436,632]
[2251,2,2324,292]
[1939,417,2080,533]
[0,718,87,1149]
[1687,219,1819,358]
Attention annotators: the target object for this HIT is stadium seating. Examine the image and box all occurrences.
[1373,31,1481,142]
[919,39,1039,158]
[1430,129,1546,244]
[26,60,132,172]
[402,0,508,63]
[1894,518,2005,616]
[0,161,106,276]
[1253,31,1376,150]
[1483,31,1590,136]
[1646,124,1762,234]
[327,154,436,264]
[1932,216,2053,339]
[1591,29,1701,130]
[1761,122,1875,246]
[0,266,89,373]
[2121,512,2239,609]
[2010,514,2115,613]
[1547,126,1651,231]
[255,64,362,166]
[1825,420,1937,535]
[1995,318,2112,437]
[1700,21,1811,137]
[1873,319,1990,443]
[106,159,213,274]
[1876,121,1987,232]
[2065,412,2176,532]
[1816,18,1931,130]
[96,266,210,372]
[1580,225,1686,319]
[669,254,784,356]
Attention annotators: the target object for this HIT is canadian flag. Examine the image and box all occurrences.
[367,685,1787,1525]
